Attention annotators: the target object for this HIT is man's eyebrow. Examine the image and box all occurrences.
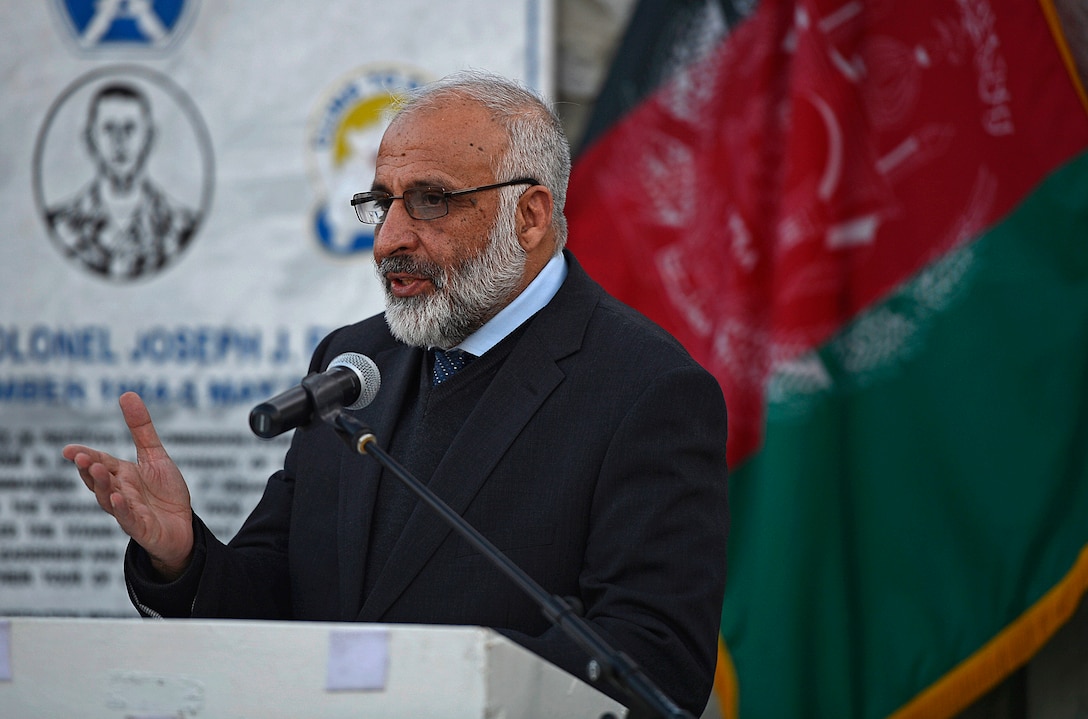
[410,177,452,189]
[369,179,450,195]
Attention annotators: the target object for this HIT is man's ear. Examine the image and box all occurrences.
[515,185,554,253]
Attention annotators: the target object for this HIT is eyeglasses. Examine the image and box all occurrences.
[351,177,539,224]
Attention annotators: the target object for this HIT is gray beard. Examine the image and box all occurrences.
[378,200,526,349]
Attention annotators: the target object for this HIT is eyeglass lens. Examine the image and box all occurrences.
[352,178,538,225]
[353,188,448,224]
[405,189,448,219]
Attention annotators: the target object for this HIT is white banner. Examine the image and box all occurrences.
[0,0,552,616]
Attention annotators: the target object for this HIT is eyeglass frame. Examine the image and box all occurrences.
[350,177,540,224]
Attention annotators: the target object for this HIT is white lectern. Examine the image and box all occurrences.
[0,617,626,718]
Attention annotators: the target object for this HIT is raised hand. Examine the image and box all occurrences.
[62,392,194,580]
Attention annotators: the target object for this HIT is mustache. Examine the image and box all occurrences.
[377,254,446,290]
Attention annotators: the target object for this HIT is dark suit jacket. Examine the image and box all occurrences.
[127,252,729,714]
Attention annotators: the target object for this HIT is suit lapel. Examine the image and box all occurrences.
[336,343,422,619]
[357,258,601,621]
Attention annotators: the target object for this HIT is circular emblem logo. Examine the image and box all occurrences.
[33,65,214,282]
[307,64,433,256]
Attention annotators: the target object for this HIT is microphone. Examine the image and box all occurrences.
[249,352,381,439]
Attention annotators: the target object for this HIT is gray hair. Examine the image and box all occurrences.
[393,70,571,252]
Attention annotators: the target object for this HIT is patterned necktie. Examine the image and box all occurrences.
[432,348,476,385]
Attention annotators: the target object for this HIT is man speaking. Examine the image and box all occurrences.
[63,71,729,715]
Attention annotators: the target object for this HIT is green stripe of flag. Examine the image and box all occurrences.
[722,149,1088,718]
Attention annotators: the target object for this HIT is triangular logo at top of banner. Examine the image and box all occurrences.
[50,0,200,52]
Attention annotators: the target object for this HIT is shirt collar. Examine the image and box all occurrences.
[456,253,567,357]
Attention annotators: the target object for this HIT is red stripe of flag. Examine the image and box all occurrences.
[567,0,1088,466]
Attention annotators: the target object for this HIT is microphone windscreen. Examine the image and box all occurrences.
[328,352,381,409]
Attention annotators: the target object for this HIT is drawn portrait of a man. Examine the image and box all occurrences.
[46,82,200,280]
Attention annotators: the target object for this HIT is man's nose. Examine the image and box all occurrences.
[372,199,420,260]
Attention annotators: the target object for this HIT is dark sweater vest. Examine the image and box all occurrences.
[360,329,523,599]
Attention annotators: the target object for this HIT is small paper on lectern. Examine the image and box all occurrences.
[0,621,10,681]
[326,628,389,691]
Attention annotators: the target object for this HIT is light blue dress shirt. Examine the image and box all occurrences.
[454,252,568,357]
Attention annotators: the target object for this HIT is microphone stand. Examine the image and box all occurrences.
[329,410,694,719]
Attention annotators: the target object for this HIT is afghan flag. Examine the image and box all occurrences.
[565,0,1088,716]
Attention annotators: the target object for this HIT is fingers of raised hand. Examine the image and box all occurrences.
[64,444,109,486]
[87,458,126,516]
[89,461,150,539]
[63,445,124,515]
